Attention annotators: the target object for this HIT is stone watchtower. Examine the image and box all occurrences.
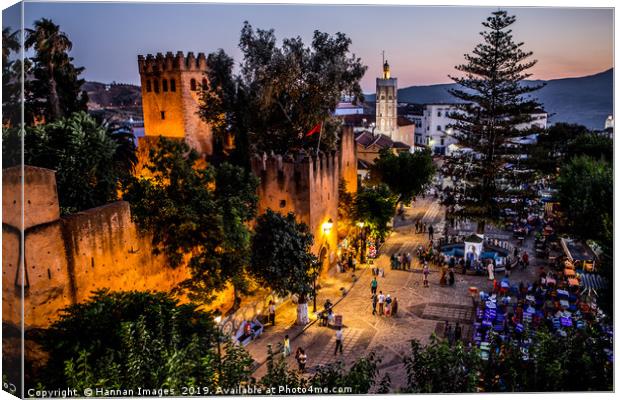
[375,58,398,138]
[137,52,212,156]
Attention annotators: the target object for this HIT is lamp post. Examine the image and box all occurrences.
[356,221,366,264]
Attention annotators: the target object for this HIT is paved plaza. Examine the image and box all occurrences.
[247,196,540,391]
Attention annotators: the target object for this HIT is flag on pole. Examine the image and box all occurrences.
[305,122,322,136]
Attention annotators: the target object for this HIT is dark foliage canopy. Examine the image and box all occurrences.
[250,210,317,301]
[124,137,258,303]
[199,21,367,158]
[370,148,435,204]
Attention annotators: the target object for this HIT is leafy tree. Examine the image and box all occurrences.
[35,290,254,392]
[309,352,383,394]
[370,148,435,205]
[4,112,124,214]
[2,27,22,127]
[352,184,397,244]
[557,155,612,247]
[402,336,481,393]
[565,133,613,164]
[250,210,317,325]
[25,18,87,124]
[124,137,258,304]
[200,21,367,159]
[259,345,304,390]
[447,10,543,231]
[527,123,610,173]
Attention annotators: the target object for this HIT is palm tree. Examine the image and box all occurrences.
[25,18,72,120]
[2,27,20,66]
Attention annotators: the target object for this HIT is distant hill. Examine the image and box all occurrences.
[365,69,613,130]
[83,81,142,121]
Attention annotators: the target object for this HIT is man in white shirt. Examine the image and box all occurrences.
[334,327,344,355]
[378,291,385,316]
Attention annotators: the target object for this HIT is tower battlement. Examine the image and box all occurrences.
[138,51,207,74]
[251,150,339,187]
[137,50,213,156]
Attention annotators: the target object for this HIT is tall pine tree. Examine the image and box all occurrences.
[447,10,543,231]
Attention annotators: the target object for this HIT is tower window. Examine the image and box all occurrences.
[146,80,152,92]
[162,79,168,92]
[190,78,197,91]
[202,78,208,89]
[438,111,442,117]
[161,111,166,120]
[153,79,160,93]
[170,79,176,92]
[437,125,441,131]
[279,200,286,208]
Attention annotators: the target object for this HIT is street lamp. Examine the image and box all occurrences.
[323,218,334,234]
[356,221,366,264]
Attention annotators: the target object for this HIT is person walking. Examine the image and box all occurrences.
[423,262,430,287]
[454,323,462,343]
[444,321,451,341]
[385,294,392,316]
[392,297,399,317]
[378,291,385,315]
[334,327,344,355]
[428,224,434,240]
[371,293,378,315]
[268,300,276,326]
[448,264,455,287]
[283,335,291,357]
[522,251,529,270]
[295,348,307,372]
[487,260,495,281]
[370,277,378,295]
[447,324,455,346]
[406,252,412,269]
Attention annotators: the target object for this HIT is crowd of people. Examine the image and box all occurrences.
[472,265,612,361]
[370,275,399,317]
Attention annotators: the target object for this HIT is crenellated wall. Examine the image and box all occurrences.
[250,127,358,273]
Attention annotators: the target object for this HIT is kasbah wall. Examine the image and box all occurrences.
[2,51,358,347]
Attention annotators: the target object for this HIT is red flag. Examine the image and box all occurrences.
[305,122,322,136]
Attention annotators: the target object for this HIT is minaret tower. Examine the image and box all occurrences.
[375,54,398,138]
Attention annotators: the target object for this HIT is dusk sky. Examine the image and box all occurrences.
[3,2,614,92]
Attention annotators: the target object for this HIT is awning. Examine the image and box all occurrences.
[580,273,608,291]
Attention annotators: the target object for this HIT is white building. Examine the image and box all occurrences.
[419,104,460,155]
[419,104,548,156]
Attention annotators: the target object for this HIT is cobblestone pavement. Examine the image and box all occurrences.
[249,196,541,391]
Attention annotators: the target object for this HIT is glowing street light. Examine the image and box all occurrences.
[323,218,334,234]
